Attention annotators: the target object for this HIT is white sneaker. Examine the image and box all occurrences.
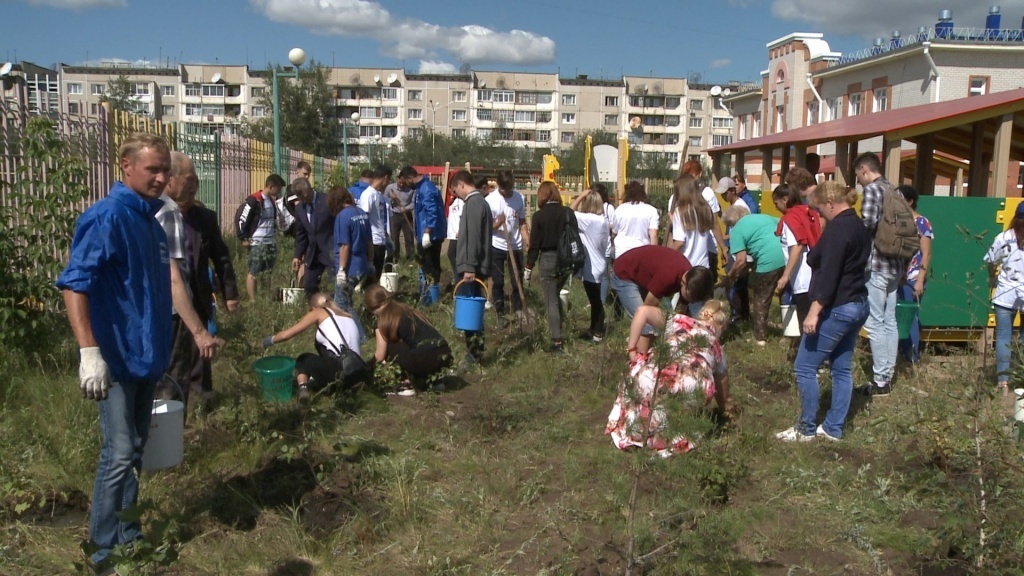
[815,425,841,441]
[397,386,417,397]
[484,300,493,310]
[775,426,815,442]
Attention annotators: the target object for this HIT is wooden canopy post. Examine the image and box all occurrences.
[780,146,791,182]
[991,113,1014,198]
[914,133,936,195]
[968,122,989,197]
[735,150,746,179]
[761,148,773,192]
[883,138,902,185]
[834,139,850,186]
[794,146,807,169]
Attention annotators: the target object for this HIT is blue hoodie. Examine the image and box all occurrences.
[413,177,447,243]
[349,180,370,202]
[57,182,173,383]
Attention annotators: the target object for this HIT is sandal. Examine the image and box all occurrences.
[996,381,1009,395]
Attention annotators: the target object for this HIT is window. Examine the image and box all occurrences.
[517,92,537,105]
[775,105,785,133]
[408,89,422,101]
[752,111,761,137]
[666,134,679,145]
[251,106,266,117]
[561,132,575,144]
[689,136,702,147]
[665,97,681,109]
[68,102,80,114]
[184,103,200,116]
[665,115,680,127]
[739,116,748,140]
[561,113,576,124]
[712,117,733,129]
[91,84,106,96]
[185,84,200,97]
[689,99,704,111]
[90,103,99,115]
[712,134,733,146]
[202,84,224,97]
[515,130,534,142]
[537,111,552,123]
[495,110,516,123]
[969,76,988,97]
[133,83,150,96]
[644,97,665,108]
[161,105,174,117]
[643,115,664,126]
[67,82,83,95]
[605,96,619,107]
[200,104,224,116]
[873,88,888,112]
[688,117,703,129]
[848,93,861,116]
[159,85,174,97]
[359,125,382,137]
[494,128,513,140]
[807,101,819,125]
[251,86,264,98]
[382,106,398,119]
[493,90,514,103]
[514,110,535,122]
[476,109,491,121]
[408,108,423,120]
[452,109,467,121]
[408,127,423,138]
[827,97,841,121]
[561,94,577,106]
[604,114,618,125]
[476,89,491,101]
[629,95,642,107]
[452,128,467,138]
[382,126,398,138]
[536,130,551,142]
[453,91,467,102]
[359,106,380,118]
[537,93,552,104]
[476,128,492,140]
[381,87,398,100]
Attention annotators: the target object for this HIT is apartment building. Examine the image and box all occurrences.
[724,7,1024,193]
[15,60,760,170]
[1,61,60,114]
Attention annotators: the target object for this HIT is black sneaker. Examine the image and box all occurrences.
[857,382,891,396]
[297,385,310,401]
[547,341,565,354]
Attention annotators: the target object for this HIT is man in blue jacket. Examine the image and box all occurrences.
[56,133,174,573]
[399,166,446,305]
[348,168,373,201]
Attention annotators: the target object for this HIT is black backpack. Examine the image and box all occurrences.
[556,207,586,276]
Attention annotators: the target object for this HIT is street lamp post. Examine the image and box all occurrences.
[428,99,453,165]
[273,47,306,176]
[342,111,359,184]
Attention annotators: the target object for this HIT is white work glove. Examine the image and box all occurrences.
[336,270,348,288]
[523,268,533,286]
[79,347,111,401]
[421,233,432,249]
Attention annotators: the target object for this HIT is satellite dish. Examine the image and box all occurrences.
[629,116,642,131]
[722,88,732,97]
[386,73,397,84]
[211,72,222,83]
[709,85,722,97]
[0,62,11,77]
[373,74,381,84]
[479,80,486,88]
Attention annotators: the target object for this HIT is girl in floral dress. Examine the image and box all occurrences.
[605,301,731,458]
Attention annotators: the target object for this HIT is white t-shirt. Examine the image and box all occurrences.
[985,229,1024,309]
[612,202,659,258]
[670,209,710,268]
[357,185,387,245]
[731,196,750,213]
[487,190,526,251]
[701,186,722,214]
[575,211,610,283]
[316,309,362,352]
[671,193,718,255]
[603,202,615,258]
[446,197,464,240]
[779,222,812,295]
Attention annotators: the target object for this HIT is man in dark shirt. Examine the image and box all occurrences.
[452,170,492,366]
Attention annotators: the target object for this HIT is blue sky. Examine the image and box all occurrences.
[3,0,1022,82]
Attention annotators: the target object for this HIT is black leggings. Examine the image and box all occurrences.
[295,352,344,391]
[446,240,458,285]
[583,280,605,336]
[387,343,453,380]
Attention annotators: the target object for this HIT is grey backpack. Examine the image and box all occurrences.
[873,182,919,260]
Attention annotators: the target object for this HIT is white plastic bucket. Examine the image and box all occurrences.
[381,263,400,293]
[1014,388,1024,423]
[559,289,570,310]
[142,399,184,471]
[781,305,800,337]
[282,287,304,305]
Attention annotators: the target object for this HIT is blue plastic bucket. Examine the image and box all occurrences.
[454,278,488,331]
[421,283,441,306]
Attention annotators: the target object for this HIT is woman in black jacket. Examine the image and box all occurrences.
[524,181,577,352]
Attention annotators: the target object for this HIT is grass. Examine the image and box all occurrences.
[2,236,1024,575]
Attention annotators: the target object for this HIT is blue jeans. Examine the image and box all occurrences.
[335,273,368,342]
[897,283,922,363]
[994,304,1019,384]
[90,378,158,566]
[610,269,654,335]
[794,300,869,438]
[865,268,900,384]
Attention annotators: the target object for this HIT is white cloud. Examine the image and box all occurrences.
[771,0,1024,39]
[710,58,732,69]
[29,0,125,7]
[417,60,458,74]
[251,0,557,65]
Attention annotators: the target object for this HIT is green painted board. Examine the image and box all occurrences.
[916,196,1003,328]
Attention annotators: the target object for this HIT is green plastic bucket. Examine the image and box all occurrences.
[896,301,919,340]
[252,355,296,402]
